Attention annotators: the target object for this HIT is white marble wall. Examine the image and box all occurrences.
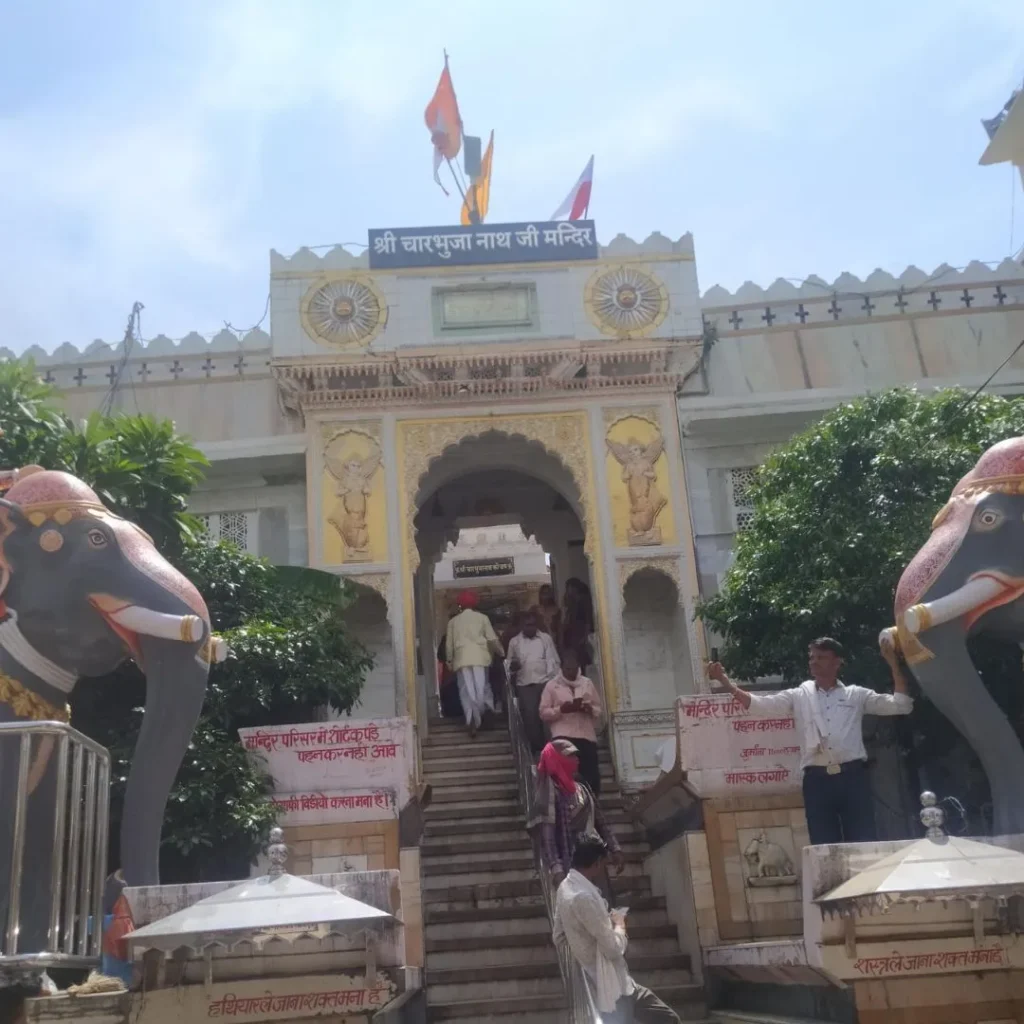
[189,477,308,566]
[683,259,1024,608]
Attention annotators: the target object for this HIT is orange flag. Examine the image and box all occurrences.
[424,56,463,193]
[461,130,493,225]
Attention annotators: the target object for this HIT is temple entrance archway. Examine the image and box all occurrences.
[396,415,615,731]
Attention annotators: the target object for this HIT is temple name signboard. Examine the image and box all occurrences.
[677,694,802,797]
[368,220,598,269]
[452,556,515,579]
[238,717,413,824]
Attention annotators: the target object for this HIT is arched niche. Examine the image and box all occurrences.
[621,566,694,709]
[336,579,396,718]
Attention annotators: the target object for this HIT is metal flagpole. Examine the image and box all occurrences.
[447,157,480,224]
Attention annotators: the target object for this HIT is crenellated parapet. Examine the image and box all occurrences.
[701,259,1024,334]
[17,328,272,392]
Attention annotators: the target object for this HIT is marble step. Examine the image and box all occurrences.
[428,767,519,786]
[428,955,692,1006]
[427,962,564,1004]
[426,939,562,970]
[422,851,649,886]
[424,874,652,911]
[424,893,671,932]
[430,784,520,804]
[425,993,568,1022]
[423,805,638,835]
[421,840,649,864]
[428,925,684,962]
[424,751,614,772]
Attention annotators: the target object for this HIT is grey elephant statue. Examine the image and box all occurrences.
[889,436,1024,835]
[0,465,225,950]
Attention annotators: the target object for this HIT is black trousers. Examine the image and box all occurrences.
[569,736,601,796]
[602,983,681,1023]
[517,683,547,753]
[802,760,876,845]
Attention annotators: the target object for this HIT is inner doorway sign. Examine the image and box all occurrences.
[453,557,515,579]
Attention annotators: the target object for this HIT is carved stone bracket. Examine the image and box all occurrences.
[618,556,683,602]
[602,406,662,429]
[320,420,382,443]
[399,413,593,572]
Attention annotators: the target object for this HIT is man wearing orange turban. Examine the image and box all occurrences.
[445,589,504,736]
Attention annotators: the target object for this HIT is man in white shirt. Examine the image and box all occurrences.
[707,636,912,846]
[554,836,680,1022]
[506,609,560,753]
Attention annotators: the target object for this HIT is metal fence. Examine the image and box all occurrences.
[502,679,602,1024]
[0,721,110,971]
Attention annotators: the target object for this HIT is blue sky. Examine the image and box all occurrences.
[1,0,1022,352]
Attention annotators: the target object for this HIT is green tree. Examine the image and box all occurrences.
[0,361,372,880]
[699,387,1024,828]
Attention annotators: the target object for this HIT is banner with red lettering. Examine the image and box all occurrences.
[238,718,414,823]
[677,695,801,797]
[136,969,397,1022]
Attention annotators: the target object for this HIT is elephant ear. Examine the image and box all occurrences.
[0,498,29,599]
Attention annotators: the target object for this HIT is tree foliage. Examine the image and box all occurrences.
[0,361,372,880]
[699,388,1024,826]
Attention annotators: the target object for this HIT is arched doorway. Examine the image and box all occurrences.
[399,423,608,730]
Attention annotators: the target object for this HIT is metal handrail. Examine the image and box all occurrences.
[0,720,110,972]
[502,677,601,1024]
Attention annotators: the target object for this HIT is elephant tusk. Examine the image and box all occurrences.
[211,637,228,662]
[105,605,205,643]
[904,576,1008,634]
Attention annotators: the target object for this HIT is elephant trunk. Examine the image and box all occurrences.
[119,634,208,886]
[913,623,1024,836]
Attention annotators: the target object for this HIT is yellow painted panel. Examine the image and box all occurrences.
[605,415,676,548]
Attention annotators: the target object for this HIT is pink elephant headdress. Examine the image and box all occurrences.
[894,437,1024,663]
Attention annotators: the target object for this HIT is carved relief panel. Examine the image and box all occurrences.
[320,422,387,565]
[604,409,676,548]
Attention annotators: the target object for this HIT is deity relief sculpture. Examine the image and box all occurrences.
[607,431,668,545]
[325,433,382,561]
[0,464,225,950]
[889,436,1024,835]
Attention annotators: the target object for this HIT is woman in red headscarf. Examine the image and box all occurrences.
[528,739,623,885]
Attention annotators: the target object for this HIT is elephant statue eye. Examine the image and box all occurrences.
[975,508,1004,531]
[87,529,108,549]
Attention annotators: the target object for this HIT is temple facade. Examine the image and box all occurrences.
[23,224,1024,788]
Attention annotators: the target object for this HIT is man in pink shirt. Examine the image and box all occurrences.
[540,649,603,795]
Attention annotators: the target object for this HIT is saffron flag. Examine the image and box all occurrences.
[461,130,494,225]
[550,155,594,221]
[424,56,463,194]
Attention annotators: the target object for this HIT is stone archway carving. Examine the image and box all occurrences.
[346,572,391,621]
[618,557,683,601]
[400,413,592,572]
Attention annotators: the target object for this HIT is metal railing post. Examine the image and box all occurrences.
[0,721,110,973]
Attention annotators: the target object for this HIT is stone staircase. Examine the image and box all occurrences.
[421,717,706,1022]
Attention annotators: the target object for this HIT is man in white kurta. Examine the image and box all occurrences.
[445,590,504,737]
